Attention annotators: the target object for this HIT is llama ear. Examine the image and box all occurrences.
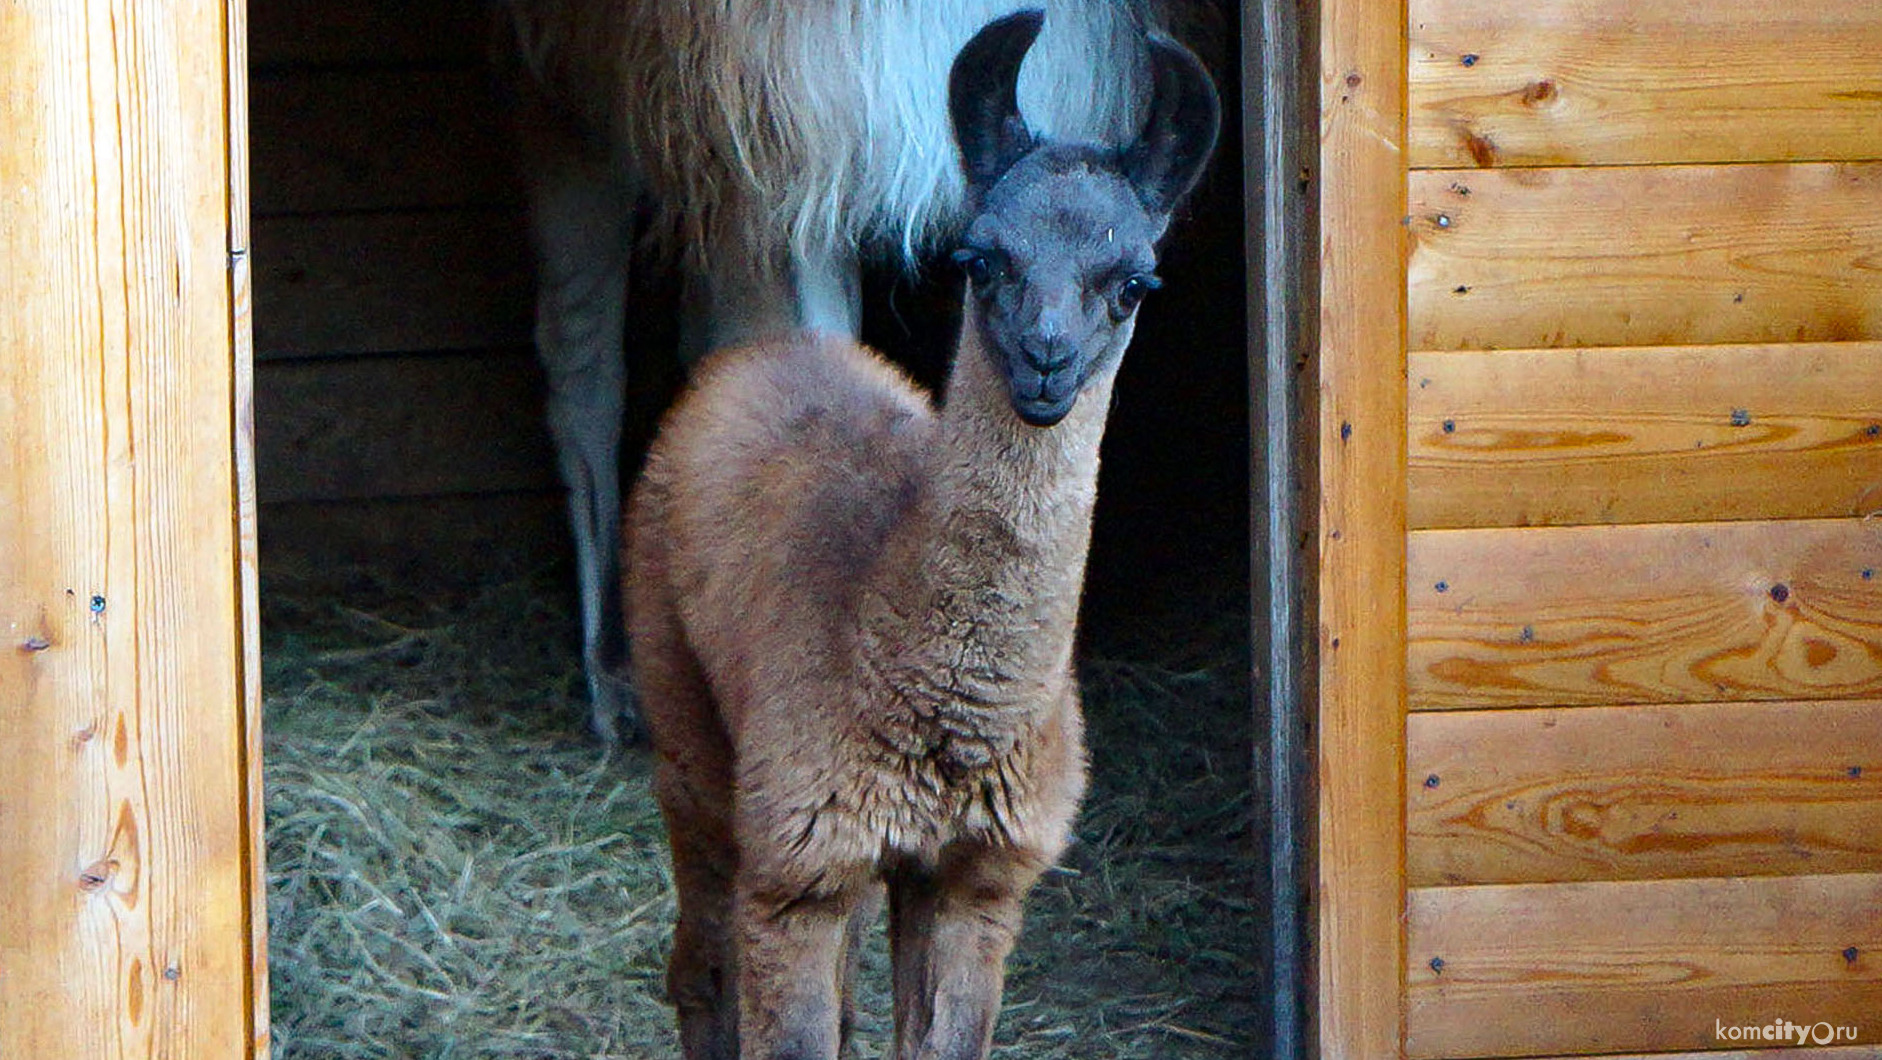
[1121,36,1221,217]
[949,9,1045,196]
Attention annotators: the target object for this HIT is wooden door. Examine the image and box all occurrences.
[1299,0,1882,1056]
[0,2,266,1056]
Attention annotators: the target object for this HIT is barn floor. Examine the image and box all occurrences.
[258,551,1263,1059]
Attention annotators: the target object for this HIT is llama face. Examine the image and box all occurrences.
[955,145,1167,427]
[947,9,1220,427]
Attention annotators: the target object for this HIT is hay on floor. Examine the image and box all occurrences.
[261,560,1262,1058]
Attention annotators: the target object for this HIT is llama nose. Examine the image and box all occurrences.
[1022,338,1076,373]
[1021,315,1077,371]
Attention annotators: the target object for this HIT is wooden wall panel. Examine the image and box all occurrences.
[250,69,520,214]
[252,210,533,359]
[1318,0,1408,1054]
[249,0,487,67]
[227,0,270,1050]
[1407,342,1882,529]
[1409,0,1882,168]
[1406,874,1881,1058]
[0,1,262,1056]
[1407,163,1882,352]
[1407,700,1882,886]
[256,350,556,503]
[1408,519,1882,710]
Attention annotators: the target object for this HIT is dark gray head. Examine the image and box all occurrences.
[948,9,1220,428]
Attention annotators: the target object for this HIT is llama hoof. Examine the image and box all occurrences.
[586,666,644,750]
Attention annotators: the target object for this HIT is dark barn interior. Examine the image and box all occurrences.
[249,1,1262,1055]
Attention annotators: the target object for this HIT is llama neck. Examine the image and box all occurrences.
[865,315,1116,733]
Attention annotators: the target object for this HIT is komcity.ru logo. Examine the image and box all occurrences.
[1715,1018,1859,1046]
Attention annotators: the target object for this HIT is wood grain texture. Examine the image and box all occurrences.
[1408,700,1882,886]
[0,1,259,1056]
[253,209,533,358]
[1318,0,1408,1054]
[1406,874,1881,1058]
[1409,0,1882,168]
[1407,342,1882,529]
[1408,519,1882,710]
[250,68,521,215]
[1407,163,1882,352]
[256,350,558,503]
[228,1,271,1050]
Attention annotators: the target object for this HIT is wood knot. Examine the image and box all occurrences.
[1520,80,1558,106]
[77,859,117,892]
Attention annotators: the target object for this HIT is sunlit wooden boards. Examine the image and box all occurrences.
[1408,163,1882,353]
[1407,874,1882,1057]
[1409,700,1882,886]
[1317,0,1409,1055]
[1396,0,1882,1055]
[1409,0,1882,168]
[1408,520,1882,710]
[1409,343,1882,529]
[1404,519,1882,1058]
[0,1,264,1057]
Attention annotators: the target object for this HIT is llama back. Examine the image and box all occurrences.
[629,334,935,680]
[502,0,1157,265]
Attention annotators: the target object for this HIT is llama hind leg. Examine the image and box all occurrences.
[520,127,639,746]
[629,548,738,1057]
[660,770,739,1060]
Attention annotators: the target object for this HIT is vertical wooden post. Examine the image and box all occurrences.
[0,1,265,1056]
[1251,0,1321,1056]
[1316,0,1407,1056]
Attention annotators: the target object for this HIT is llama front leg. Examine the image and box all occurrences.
[520,130,638,746]
[892,849,1045,1060]
[677,242,862,362]
[734,874,871,1060]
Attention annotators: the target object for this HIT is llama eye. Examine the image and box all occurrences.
[1116,273,1160,314]
[951,247,1000,288]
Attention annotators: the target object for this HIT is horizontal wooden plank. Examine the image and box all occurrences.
[253,210,533,358]
[1409,0,1882,168]
[1407,873,1882,1058]
[1408,700,1882,886]
[1408,519,1882,710]
[249,0,490,68]
[259,492,569,588]
[256,350,556,503]
[1408,342,1882,529]
[251,69,521,215]
[1408,163,1882,352]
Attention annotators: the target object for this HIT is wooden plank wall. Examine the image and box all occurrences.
[1398,0,1882,1055]
[0,1,265,1056]
[1316,0,1408,1055]
[249,0,581,574]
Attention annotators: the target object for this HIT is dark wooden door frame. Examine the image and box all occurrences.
[1247,1,1319,1057]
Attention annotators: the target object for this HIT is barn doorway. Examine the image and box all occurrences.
[248,2,1266,1056]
